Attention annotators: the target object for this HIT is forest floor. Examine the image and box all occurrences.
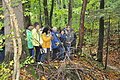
[20,52,120,80]
[18,32,120,80]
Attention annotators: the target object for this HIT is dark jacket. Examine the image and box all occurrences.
[66,31,74,46]
[60,34,66,45]
[51,31,61,49]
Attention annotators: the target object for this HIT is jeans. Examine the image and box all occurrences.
[66,45,71,57]
[52,48,59,60]
[29,48,34,58]
[40,48,50,62]
[58,47,65,60]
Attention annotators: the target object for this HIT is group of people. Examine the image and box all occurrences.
[26,22,76,64]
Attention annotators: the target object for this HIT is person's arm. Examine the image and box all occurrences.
[32,29,37,45]
[70,32,74,43]
[42,33,51,42]
[26,30,30,41]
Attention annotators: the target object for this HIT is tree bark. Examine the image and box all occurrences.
[3,0,13,56]
[118,22,120,52]
[43,0,49,27]
[50,0,55,27]
[97,0,104,63]
[78,0,87,52]
[68,0,72,27]
[3,0,24,56]
[3,0,23,80]
[105,15,110,69]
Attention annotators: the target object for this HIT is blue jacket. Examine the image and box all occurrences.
[60,34,66,44]
[51,31,60,49]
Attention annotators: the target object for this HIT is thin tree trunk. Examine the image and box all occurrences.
[78,0,87,52]
[117,22,120,52]
[10,19,18,80]
[68,0,72,27]
[43,0,49,27]
[50,0,55,27]
[105,15,110,69]
[3,0,22,80]
[97,0,104,63]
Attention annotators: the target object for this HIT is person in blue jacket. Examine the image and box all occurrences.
[51,27,60,60]
[60,30,66,49]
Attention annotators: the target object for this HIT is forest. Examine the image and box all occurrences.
[0,0,120,80]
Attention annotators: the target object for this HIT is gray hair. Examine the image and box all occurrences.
[52,27,57,32]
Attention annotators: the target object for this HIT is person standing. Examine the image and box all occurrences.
[41,27,52,62]
[51,27,60,61]
[26,25,34,58]
[60,30,66,49]
[65,25,74,56]
[32,22,42,62]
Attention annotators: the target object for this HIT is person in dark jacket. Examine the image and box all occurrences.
[64,25,74,56]
[60,30,66,49]
[59,30,67,61]
[51,27,60,60]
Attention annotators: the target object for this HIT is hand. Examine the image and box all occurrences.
[56,42,60,46]
[51,35,53,40]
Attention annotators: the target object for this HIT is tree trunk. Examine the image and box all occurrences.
[23,0,31,28]
[3,0,13,57]
[78,0,87,52]
[105,15,110,69]
[68,0,72,27]
[118,22,120,52]
[38,0,43,27]
[3,0,22,80]
[50,0,55,27]
[3,0,24,56]
[43,0,49,27]
[97,0,104,63]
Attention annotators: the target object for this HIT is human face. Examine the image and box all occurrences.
[36,25,40,30]
[61,31,64,35]
[66,26,70,31]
